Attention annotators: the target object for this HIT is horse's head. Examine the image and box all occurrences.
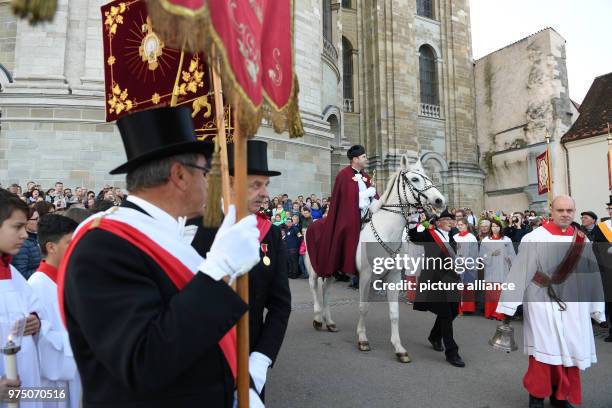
[399,155,446,210]
[373,154,446,214]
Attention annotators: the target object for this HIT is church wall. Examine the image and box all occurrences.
[565,134,609,217]
[0,0,335,197]
[475,28,576,212]
[0,0,17,74]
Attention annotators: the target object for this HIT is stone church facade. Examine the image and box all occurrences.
[0,0,484,211]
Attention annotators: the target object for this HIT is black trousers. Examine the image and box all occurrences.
[429,313,459,357]
[287,248,299,278]
[607,302,612,336]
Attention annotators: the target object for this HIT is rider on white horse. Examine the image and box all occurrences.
[305,144,378,286]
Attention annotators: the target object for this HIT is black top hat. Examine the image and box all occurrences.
[109,107,213,175]
[607,195,612,207]
[438,208,455,220]
[227,140,281,177]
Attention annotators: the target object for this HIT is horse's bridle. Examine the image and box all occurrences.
[368,170,439,257]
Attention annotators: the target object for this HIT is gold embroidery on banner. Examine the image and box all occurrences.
[107,83,134,115]
[192,95,212,118]
[104,3,127,35]
[139,16,165,71]
[179,57,205,95]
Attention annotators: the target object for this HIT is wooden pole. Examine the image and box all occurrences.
[607,123,612,193]
[170,43,186,107]
[232,102,250,408]
[545,131,553,214]
[211,51,231,213]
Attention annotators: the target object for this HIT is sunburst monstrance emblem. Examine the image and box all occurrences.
[139,16,164,71]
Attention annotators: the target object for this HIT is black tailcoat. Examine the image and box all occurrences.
[189,218,291,364]
[409,226,461,318]
[63,202,247,408]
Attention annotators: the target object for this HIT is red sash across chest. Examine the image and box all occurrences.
[429,229,451,257]
[57,218,244,380]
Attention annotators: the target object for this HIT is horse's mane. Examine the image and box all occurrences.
[370,168,399,213]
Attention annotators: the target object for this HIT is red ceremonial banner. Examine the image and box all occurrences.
[145,0,304,138]
[536,150,550,195]
[101,0,233,142]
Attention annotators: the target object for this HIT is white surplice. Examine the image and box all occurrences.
[479,236,515,283]
[0,265,43,408]
[453,232,478,282]
[28,270,81,408]
[496,224,606,370]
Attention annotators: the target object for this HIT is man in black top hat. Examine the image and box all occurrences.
[189,140,291,403]
[408,208,466,367]
[61,107,262,408]
[592,195,612,342]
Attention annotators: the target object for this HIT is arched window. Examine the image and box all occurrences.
[323,0,332,42]
[328,114,340,146]
[419,45,438,106]
[342,37,353,103]
[417,0,434,19]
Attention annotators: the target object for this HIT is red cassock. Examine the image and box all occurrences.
[306,166,376,278]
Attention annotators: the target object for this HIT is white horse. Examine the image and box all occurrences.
[304,154,446,362]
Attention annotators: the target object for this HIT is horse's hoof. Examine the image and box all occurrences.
[396,352,412,363]
[313,320,323,331]
[357,341,371,351]
[326,324,338,332]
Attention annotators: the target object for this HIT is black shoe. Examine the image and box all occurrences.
[550,396,574,408]
[445,354,465,367]
[529,395,544,408]
[428,336,443,352]
[604,335,612,342]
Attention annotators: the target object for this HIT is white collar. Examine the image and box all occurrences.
[435,228,449,241]
[127,195,186,237]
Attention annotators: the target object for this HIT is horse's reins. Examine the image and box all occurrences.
[368,170,439,257]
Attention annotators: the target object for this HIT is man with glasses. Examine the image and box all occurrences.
[61,107,261,407]
[189,140,291,405]
[592,195,612,342]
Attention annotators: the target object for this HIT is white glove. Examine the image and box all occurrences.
[368,198,381,214]
[198,205,260,282]
[249,352,271,394]
[365,186,377,198]
[233,389,265,408]
[407,213,420,226]
[591,311,604,324]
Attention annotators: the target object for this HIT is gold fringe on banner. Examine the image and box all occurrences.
[146,0,262,138]
[145,0,304,139]
[11,0,57,24]
[203,149,223,228]
[262,74,304,138]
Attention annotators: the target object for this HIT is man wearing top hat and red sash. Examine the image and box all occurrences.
[496,195,606,408]
[60,107,262,408]
[306,145,378,280]
[407,209,465,368]
[592,195,612,342]
[189,140,291,404]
